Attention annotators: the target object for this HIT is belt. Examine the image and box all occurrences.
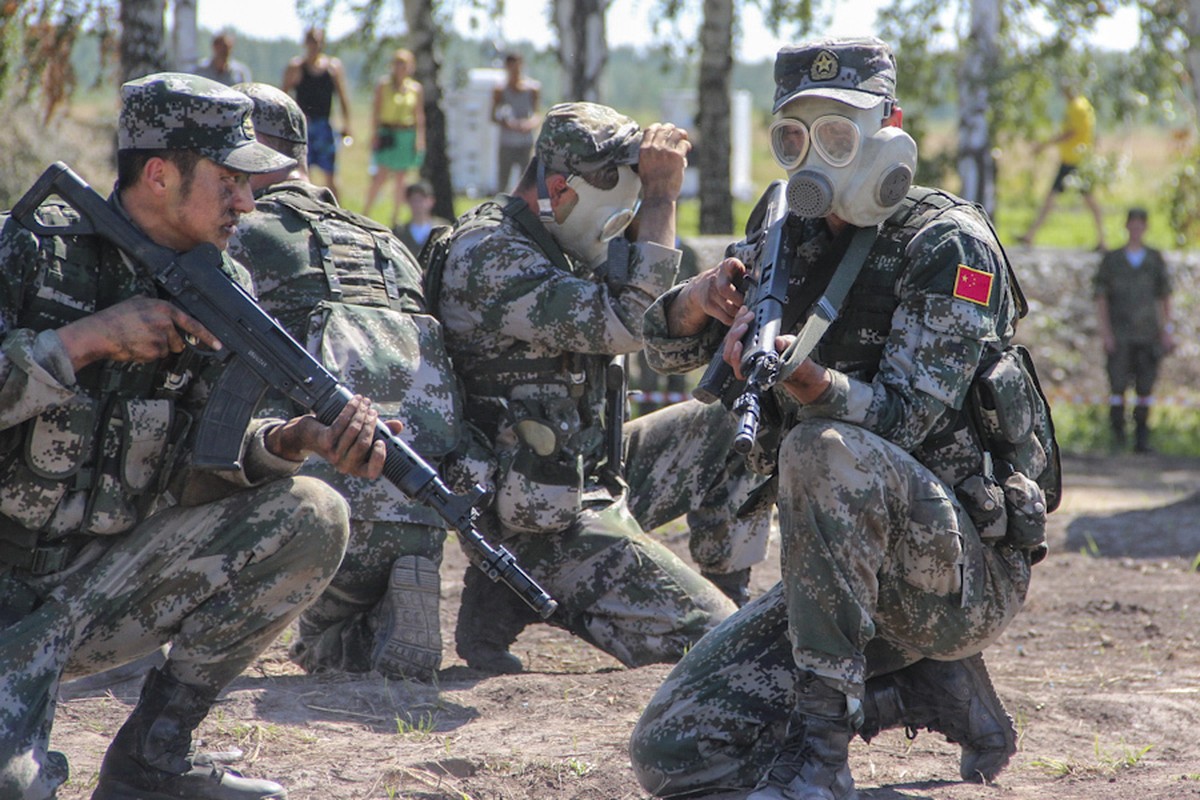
[0,515,84,576]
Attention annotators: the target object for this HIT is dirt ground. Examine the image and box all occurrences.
[49,450,1200,800]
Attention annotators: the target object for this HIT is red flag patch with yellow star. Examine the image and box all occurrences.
[952,264,993,306]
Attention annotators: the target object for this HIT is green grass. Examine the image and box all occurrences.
[1051,402,1200,457]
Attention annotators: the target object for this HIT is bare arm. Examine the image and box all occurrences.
[281,60,301,94]
[1095,295,1115,354]
[331,59,353,137]
[633,122,691,250]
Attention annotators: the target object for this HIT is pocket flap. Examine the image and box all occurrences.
[26,396,97,479]
[120,398,173,492]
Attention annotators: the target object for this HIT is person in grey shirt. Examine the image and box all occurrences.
[193,31,252,87]
[491,52,541,191]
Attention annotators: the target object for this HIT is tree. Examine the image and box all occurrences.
[553,0,609,101]
[957,0,999,213]
[696,0,734,233]
[119,0,167,82]
[405,0,456,220]
[172,0,198,71]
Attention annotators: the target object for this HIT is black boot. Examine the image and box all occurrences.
[702,567,752,607]
[859,653,1016,783]
[454,566,538,674]
[1109,404,1127,451]
[92,667,286,800]
[746,673,858,800]
[1133,405,1153,454]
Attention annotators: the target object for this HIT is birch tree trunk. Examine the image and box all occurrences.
[1186,0,1200,117]
[553,0,608,102]
[172,0,198,71]
[697,0,733,234]
[957,0,999,215]
[119,0,167,83]
[405,0,456,221]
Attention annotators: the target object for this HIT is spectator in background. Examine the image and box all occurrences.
[1019,81,1106,251]
[193,30,251,86]
[1094,207,1174,453]
[491,52,541,192]
[394,180,450,255]
[283,26,353,200]
[364,49,425,229]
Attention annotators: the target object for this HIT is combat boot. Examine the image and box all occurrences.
[92,667,286,800]
[746,672,858,800]
[371,554,443,681]
[454,565,537,673]
[1109,404,1127,451]
[1133,406,1153,454]
[858,653,1016,783]
[702,567,752,607]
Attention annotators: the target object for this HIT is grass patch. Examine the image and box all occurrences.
[1031,736,1153,777]
[1051,401,1200,457]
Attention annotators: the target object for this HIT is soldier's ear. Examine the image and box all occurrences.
[140,157,172,196]
[545,172,576,217]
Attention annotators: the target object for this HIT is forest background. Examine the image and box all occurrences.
[4,0,1200,451]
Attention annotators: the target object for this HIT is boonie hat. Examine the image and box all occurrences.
[773,36,897,113]
[233,81,308,144]
[537,102,642,176]
[118,72,295,174]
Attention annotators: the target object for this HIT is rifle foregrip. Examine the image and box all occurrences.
[192,358,268,471]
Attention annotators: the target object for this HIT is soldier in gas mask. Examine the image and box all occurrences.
[631,37,1058,800]
[433,103,774,673]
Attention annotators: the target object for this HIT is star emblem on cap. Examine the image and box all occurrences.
[810,50,839,81]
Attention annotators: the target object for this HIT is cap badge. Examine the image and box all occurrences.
[810,50,839,82]
[241,115,256,140]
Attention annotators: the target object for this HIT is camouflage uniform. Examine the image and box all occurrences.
[228,83,458,680]
[438,103,770,667]
[0,74,349,799]
[630,43,1041,788]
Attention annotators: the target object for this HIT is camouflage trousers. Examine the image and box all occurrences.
[291,519,446,673]
[0,476,349,800]
[625,399,772,574]
[630,420,1032,796]
[494,399,772,667]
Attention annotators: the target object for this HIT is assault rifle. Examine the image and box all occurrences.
[13,162,557,620]
[692,180,791,454]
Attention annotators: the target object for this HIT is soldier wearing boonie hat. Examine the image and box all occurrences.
[436,95,774,677]
[633,35,1051,800]
[119,72,295,173]
[0,68,379,800]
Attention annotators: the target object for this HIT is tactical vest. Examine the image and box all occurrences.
[784,187,1058,554]
[424,197,613,533]
[250,186,463,524]
[0,203,206,567]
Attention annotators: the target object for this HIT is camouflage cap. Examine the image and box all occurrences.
[118,72,295,174]
[536,102,642,176]
[232,81,308,144]
[773,36,897,113]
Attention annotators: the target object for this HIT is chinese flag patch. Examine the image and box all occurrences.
[952,264,993,306]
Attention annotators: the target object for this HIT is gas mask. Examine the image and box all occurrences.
[547,165,642,266]
[770,99,917,226]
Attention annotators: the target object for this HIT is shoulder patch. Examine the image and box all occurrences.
[952,264,993,306]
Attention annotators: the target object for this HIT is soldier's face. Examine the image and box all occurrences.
[161,158,255,251]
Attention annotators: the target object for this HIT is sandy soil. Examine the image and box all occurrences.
[49,449,1200,800]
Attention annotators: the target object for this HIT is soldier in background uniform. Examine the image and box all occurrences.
[0,74,397,800]
[229,82,456,681]
[632,38,1055,799]
[436,102,773,673]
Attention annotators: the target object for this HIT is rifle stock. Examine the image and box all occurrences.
[13,162,557,620]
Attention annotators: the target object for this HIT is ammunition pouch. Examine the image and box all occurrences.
[494,396,585,534]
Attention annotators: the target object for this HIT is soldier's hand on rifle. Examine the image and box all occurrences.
[667,257,748,337]
[264,394,403,477]
[721,309,831,404]
[57,296,223,371]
